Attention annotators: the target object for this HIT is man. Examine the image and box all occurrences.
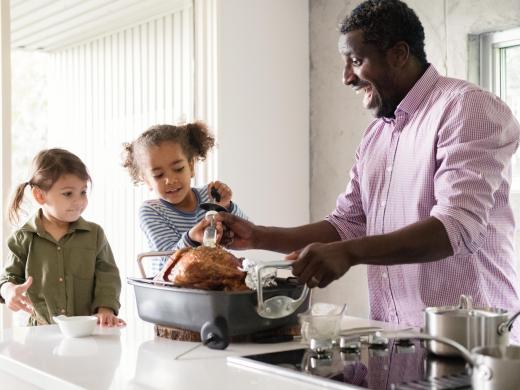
[220,0,520,335]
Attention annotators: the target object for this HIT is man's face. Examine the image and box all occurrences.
[338,30,401,118]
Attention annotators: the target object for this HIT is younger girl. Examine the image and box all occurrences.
[0,149,125,327]
[122,122,247,274]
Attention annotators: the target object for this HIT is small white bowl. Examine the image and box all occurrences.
[53,315,98,338]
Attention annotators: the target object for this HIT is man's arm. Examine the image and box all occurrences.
[292,216,453,287]
[255,220,341,253]
[218,213,341,253]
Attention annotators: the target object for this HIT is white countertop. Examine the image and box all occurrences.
[0,316,401,390]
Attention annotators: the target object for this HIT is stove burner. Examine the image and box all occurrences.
[392,372,471,390]
[228,337,470,390]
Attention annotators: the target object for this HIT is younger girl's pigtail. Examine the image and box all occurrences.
[8,182,31,225]
[186,121,215,160]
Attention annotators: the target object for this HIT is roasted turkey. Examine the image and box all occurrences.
[154,246,249,291]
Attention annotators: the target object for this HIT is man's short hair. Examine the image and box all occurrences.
[340,0,427,66]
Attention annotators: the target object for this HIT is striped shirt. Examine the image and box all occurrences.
[139,185,247,274]
[326,65,520,340]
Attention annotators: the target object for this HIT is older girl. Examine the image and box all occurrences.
[122,122,247,274]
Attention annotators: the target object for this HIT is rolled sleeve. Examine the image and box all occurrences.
[431,90,520,256]
[325,151,367,241]
[0,234,30,304]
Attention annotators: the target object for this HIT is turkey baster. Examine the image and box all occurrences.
[200,187,227,248]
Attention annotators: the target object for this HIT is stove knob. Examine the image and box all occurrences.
[368,334,389,348]
[310,338,334,354]
[340,336,362,351]
[341,350,361,362]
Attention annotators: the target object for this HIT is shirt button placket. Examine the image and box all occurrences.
[57,244,66,315]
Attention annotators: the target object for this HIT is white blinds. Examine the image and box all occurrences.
[47,3,194,333]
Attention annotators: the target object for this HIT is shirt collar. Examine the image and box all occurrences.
[21,209,92,234]
[395,64,440,117]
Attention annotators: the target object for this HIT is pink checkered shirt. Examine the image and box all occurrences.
[327,65,520,340]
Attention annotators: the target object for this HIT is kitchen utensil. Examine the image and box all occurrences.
[200,187,227,212]
[255,260,310,319]
[382,330,520,390]
[129,252,310,349]
[424,294,520,356]
[53,315,97,338]
[202,210,218,247]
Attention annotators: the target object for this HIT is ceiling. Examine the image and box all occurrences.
[11,0,189,51]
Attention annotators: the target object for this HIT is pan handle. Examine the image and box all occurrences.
[255,260,310,319]
[136,251,175,278]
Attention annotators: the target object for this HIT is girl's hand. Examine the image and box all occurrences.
[95,307,126,327]
[188,218,226,245]
[188,218,210,244]
[208,181,232,209]
[1,277,34,314]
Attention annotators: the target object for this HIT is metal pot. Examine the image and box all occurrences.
[424,295,520,356]
[385,331,520,390]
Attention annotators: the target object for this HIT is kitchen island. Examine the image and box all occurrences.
[0,316,400,390]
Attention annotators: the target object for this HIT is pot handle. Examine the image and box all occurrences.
[459,294,473,310]
[498,309,520,335]
[136,251,175,278]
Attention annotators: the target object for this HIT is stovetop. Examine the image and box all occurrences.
[228,336,471,390]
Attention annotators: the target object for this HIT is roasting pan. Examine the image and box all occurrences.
[128,251,310,348]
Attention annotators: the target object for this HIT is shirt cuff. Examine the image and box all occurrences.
[182,232,200,247]
[430,205,486,256]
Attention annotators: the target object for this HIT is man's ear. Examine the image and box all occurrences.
[32,187,46,205]
[388,41,410,68]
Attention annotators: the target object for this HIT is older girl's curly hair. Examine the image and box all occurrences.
[122,121,215,185]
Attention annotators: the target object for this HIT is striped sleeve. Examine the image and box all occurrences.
[138,203,192,252]
[229,201,248,220]
[138,203,193,274]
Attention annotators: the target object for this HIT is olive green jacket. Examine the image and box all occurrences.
[0,211,121,325]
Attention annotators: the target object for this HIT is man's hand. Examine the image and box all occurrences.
[1,277,34,314]
[217,212,256,250]
[95,307,126,327]
[289,242,353,288]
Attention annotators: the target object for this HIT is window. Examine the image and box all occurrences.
[3,1,199,331]
[478,27,520,269]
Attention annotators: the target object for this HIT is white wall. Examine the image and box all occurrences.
[215,0,310,260]
[309,0,520,318]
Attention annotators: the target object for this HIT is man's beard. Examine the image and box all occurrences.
[373,92,398,119]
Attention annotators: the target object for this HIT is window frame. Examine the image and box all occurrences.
[479,27,520,96]
[478,27,520,193]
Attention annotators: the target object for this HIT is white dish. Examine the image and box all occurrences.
[53,315,98,338]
